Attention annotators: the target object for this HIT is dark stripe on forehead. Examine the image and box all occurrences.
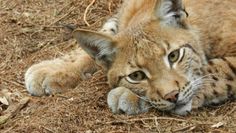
[222,57,236,75]
[181,44,199,55]
[164,40,170,50]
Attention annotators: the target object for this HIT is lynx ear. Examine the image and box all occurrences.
[155,0,188,28]
[73,29,117,69]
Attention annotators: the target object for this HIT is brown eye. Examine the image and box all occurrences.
[127,71,147,83]
[168,49,180,63]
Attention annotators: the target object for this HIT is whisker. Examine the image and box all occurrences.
[192,73,220,83]
[133,93,168,110]
[190,75,216,86]
[128,91,157,109]
[192,83,213,89]
[190,79,215,86]
[191,80,215,87]
[188,74,219,89]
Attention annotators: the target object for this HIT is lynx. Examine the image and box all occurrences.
[25,0,236,115]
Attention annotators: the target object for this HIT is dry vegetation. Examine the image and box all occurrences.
[0,0,236,132]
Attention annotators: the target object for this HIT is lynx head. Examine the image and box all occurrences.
[73,0,206,114]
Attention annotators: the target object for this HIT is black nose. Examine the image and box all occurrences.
[164,90,179,103]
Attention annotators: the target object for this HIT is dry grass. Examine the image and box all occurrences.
[0,0,236,132]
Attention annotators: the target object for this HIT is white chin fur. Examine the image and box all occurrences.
[172,100,192,115]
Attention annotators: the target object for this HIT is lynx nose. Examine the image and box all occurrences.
[164,90,179,103]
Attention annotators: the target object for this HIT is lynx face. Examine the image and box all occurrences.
[74,23,205,113]
[107,26,205,111]
[73,0,207,114]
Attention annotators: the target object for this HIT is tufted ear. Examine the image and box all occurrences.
[155,0,188,28]
[73,29,117,69]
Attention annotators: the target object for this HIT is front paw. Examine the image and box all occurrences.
[107,87,149,115]
[25,61,72,96]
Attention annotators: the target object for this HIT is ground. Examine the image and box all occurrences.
[0,0,236,132]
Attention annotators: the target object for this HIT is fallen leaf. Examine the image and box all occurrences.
[211,122,224,128]
[0,97,9,106]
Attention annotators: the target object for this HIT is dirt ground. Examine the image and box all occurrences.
[0,0,236,132]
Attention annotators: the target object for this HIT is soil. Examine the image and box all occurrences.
[0,0,236,132]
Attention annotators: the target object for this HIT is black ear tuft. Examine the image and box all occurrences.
[155,0,188,28]
[73,29,117,69]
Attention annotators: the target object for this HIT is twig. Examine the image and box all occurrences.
[42,126,54,133]
[90,76,107,83]
[88,82,108,88]
[224,106,236,117]
[38,37,57,51]
[0,77,24,88]
[83,0,96,26]
[211,129,230,133]
[173,125,195,133]
[42,25,64,29]
[134,125,146,133]
[2,125,16,133]
[89,17,105,27]
[50,6,75,26]
[100,116,186,125]
[56,1,73,15]
[136,117,186,122]
[56,94,70,99]
[0,97,30,125]
[154,117,161,133]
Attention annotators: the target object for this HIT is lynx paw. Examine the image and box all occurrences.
[107,87,149,115]
[25,60,66,96]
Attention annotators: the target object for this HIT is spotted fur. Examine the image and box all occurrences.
[25,0,236,115]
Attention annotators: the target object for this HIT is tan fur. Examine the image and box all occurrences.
[25,0,236,115]
[25,48,98,96]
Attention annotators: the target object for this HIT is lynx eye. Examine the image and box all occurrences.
[168,49,180,63]
[126,71,147,84]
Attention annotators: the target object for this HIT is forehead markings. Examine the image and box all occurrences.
[160,40,171,69]
[163,40,170,51]
[124,31,170,72]
[161,41,199,69]
[180,44,199,55]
